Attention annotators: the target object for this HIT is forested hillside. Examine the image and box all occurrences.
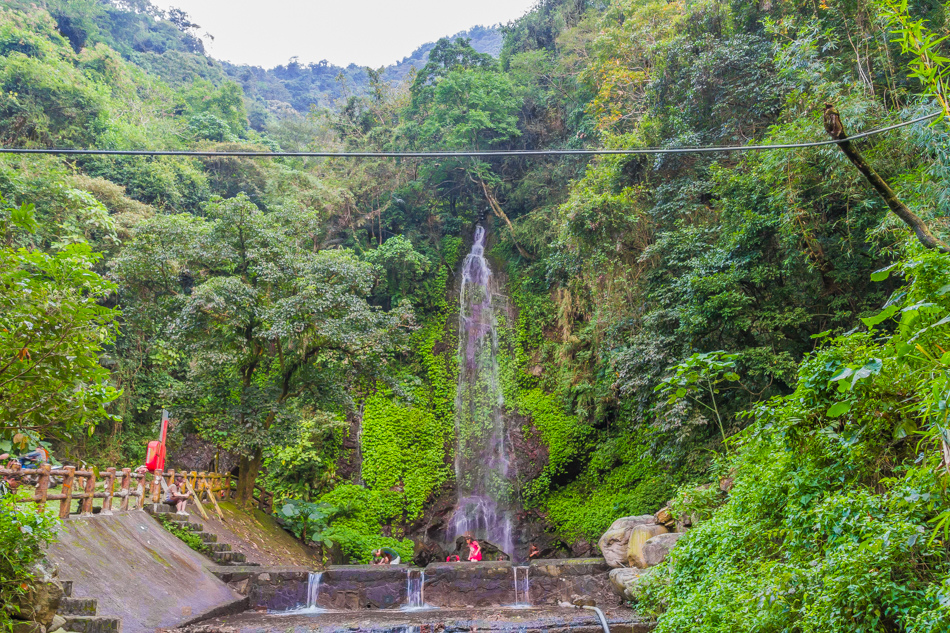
[2,0,949,631]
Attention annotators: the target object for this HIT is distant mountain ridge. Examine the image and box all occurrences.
[221,25,503,118]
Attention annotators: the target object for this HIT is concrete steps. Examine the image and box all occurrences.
[58,597,97,616]
[145,504,250,566]
[61,616,121,633]
[56,585,121,632]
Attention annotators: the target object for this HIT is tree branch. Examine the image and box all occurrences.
[822,104,950,254]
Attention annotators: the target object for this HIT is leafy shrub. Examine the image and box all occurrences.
[274,498,340,547]
[155,513,209,555]
[316,484,413,563]
[0,496,59,629]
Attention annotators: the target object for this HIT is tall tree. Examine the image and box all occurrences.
[112,194,413,502]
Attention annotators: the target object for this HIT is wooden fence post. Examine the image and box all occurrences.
[119,468,131,512]
[35,463,51,514]
[102,467,116,515]
[59,466,75,519]
[224,473,232,500]
[135,472,146,510]
[151,469,163,505]
[80,468,96,516]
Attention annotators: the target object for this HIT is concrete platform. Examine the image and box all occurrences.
[186,605,655,633]
[45,511,243,633]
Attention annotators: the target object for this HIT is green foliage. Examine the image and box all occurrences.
[360,388,452,521]
[274,498,340,546]
[640,247,950,632]
[543,431,675,543]
[112,194,413,468]
[263,410,348,501]
[0,496,59,631]
[155,513,209,555]
[0,193,120,443]
[316,483,413,563]
[879,0,950,120]
[655,351,742,447]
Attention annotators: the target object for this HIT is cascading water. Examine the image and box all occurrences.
[512,566,530,606]
[450,225,515,558]
[284,571,324,614]
[405,569,425,610]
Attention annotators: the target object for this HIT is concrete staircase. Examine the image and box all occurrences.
[56,579,122,633]
[145,504,256,566]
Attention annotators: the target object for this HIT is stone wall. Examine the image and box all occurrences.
[207,566,311,612]
[424,561,514,608]
[528,558,619,607]
[316,565,409,610]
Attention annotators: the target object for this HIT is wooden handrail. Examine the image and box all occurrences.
[1,463,273,516]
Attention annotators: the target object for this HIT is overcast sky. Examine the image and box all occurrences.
[150,0,537,69]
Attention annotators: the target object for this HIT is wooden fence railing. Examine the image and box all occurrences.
[0,462,274,517]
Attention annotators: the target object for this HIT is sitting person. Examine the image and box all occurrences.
[528,543,541,560]
[464,535,482,562]
[371,547,401,565]
[445,554,461,562]
[164,475,189,514]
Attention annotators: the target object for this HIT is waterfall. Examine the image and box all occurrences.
[286,571,324,614]
[451,225,515,558]
[513,566,530,606]
[405,569,425,610]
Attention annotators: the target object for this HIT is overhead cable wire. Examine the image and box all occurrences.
[0,112,941,159]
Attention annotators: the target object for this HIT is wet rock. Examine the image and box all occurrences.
[529,558,619,607]
[641,532,684,567]
[412,540,448,567]
[596,515,655,568]
[626,524,668,568]
[228,578,250,595]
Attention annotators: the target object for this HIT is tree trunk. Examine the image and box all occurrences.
[822,104,950,254]
[239,448,263,507]
[236,455,250,505]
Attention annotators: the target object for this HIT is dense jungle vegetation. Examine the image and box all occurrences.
[2,0,950,630]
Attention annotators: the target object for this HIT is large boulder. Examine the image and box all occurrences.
[641,532,684,567]
[608,567,649,602]
[626,524,668,568]
[596,515,655,568]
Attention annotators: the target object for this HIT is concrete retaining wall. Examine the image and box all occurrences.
[246,558,618,612]
[529,558,618,607]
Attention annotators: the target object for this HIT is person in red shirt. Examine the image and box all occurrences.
[465,535,482,562]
